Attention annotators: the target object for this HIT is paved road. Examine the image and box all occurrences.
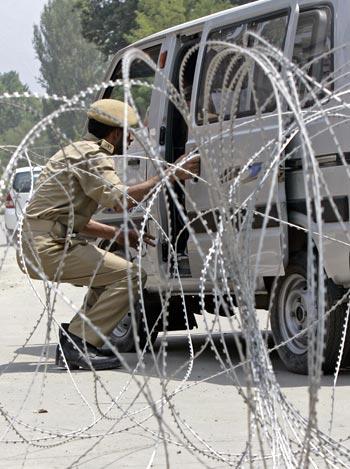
[0,220,350,468]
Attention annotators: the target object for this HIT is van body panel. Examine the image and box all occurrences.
[287,165,350,285]
[287,1,350,165]
[289,211,350,287]
[184,0,300,282]
[97,0,350,295]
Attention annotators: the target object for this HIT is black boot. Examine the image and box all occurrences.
[55,323,121,371]
[55,323,70,367]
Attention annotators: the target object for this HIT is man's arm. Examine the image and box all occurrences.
[114,175,160,212]
[80,219,118,240]
[114,154,200,213]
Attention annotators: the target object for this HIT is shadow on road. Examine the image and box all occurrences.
[1,332,350,388]
[120,332,350,388]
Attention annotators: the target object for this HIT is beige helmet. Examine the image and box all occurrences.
[87,99,138,127]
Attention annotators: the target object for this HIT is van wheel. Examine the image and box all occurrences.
[108,300,159,353]
[271,252,350,375]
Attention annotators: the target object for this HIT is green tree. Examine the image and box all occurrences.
[0,71,30,133]
[186,0,233,21]
[33,0,107,140]
[75,0,138,57]
[75,0,253,56]
[126,0,187,43]
[0,72,48,170]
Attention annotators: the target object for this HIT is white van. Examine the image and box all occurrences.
[94,0,350,374]
[5,167,42,237]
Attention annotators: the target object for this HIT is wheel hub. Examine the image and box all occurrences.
[278,273,310,355]
[295,304,306,323]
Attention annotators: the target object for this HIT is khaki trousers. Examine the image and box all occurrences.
[21,223,146,347]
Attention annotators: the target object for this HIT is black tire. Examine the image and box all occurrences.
[108,297,159,353]
[271,252,350,375]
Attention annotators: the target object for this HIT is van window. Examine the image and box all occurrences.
[13,171,41,193]
[292,7,333,102]
[104,45,161,122]
[196,11,289,124]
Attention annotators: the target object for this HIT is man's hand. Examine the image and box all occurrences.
[80,220,155,249]
[121,153,201,213]
[116,228,156,249]
[173,153,200,181]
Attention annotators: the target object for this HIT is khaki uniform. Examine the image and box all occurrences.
[21,136,145,347]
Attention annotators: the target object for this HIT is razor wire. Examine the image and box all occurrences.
[0,35,350,468]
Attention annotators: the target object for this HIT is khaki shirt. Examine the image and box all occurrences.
[25,137,126,233]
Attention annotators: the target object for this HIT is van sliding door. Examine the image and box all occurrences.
[185,0,299,282]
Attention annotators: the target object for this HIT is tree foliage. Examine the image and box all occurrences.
[33,0,107,140]
[0,72,30,134]
[34,0,105,97]
[128,0,239,42]
[76,0,255,56]
[126,0,187,43]
[75,0,139,57]
[0,72,47,169]
[186,0,233,22]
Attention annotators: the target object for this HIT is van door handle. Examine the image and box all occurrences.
[128,158,140,166]
[159,126,166,146]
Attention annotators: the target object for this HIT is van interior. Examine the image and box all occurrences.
[164,37,200,277]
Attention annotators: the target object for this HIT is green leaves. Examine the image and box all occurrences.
[33,0,105,99]
[33,0,107,141]
[127,0,187,43]
[0,72,29,133]
[0,72,47,170]
[187,0,233,21]
[75,0,252,56]
[75,0,139,57]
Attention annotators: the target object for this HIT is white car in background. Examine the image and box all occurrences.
[5,167,42,236]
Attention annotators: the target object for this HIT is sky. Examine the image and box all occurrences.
[0,0,48,92]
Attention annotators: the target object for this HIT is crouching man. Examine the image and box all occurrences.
[19,99,199,370]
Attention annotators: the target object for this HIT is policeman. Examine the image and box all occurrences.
[20,99,199,370]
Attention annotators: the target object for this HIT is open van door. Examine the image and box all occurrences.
[93,42,162,227]
[184,0,299,284]
[145,27,204,285]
